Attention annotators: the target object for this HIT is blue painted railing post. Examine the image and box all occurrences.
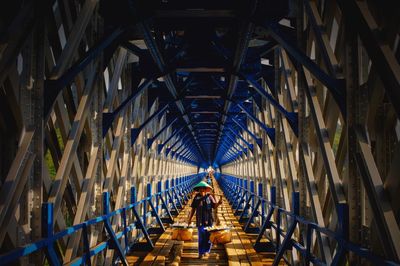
[157,181,162,213]
[250,180,255,212]
[292,191,300,216]
[258,183,264,224]
[273,192,300,265]
[103,191,110,215]
[332,203,349,265]
[171,178,176,203]
[131,187,137,204]
[270,186,276,205]
[254,186,277,251]
[42,203,61,266]
[147,183,152,201]
[244,179,248,205]
[145,183,152,227]
[240,179,244,209]
[102,192,129,265]
[131,186,137,223]
[166,179,170,204]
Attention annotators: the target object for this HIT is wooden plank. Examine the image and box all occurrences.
[139,229,171,265]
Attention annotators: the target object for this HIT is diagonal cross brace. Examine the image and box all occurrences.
[264,22,346,116]
[103,78,155,137]
[45,27,126,119]
[131,102,171,145]
[240,73,298,136]
[236,103,275,144]
[147,117,178,149]
[226,127,254,153]
[232,118,263,149]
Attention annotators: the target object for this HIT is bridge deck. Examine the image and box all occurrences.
[126,178,281,266]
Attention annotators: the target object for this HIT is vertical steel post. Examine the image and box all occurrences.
[157,181,162,213]
[42,203,61,266]
[331,203,349,265]
[102,192,128,265]
[250,180,255,211]
[131,187,137,204]
[258,183,265,224]
[145,183,152,227]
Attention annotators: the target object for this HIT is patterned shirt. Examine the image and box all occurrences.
[191,194,218,227]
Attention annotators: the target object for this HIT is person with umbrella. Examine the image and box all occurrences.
[187,181,223,259]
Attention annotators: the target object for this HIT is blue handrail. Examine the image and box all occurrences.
[0,173,202,266]
[217,173,400,266]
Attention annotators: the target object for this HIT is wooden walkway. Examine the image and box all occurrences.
[126,178,282,265]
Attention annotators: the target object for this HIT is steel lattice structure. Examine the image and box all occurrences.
[0,0,400,265]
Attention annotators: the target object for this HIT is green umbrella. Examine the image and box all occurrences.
[193,181,213,191]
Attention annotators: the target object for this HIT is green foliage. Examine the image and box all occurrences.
[44,127,64,180]
[55,127,64,151]
[333,123,342,155]
[45,149,56,180]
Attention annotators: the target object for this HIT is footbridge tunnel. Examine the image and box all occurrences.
[1,0,400,265]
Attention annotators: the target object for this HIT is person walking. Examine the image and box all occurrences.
[187,181,222,259]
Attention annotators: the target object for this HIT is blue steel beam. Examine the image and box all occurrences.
[240,73,298,136]
[44,27,126,119]
[173,137,194,156]
[226,127,254,153]
[211,22,255,165]
[167,138,191,158]
[121,41,144,57]
[219,139,247,157]
[221,151,243,165]
[175,145,198,164]
[264,22,346,116]
[176,139,201,163]
[232,117,263,149]
[103,78,156,137]
[165,133,190,157]
[140,23,206,164]
[147,117,178,150]
[131,102,171,145]
[218,147,236,161]
[222,133,248,154]
[220,146,246,162]
[236,102,275,144]
[221,145,245,160]
[177,146,192,160]
[175,146,194,163]
[157,126,185,154]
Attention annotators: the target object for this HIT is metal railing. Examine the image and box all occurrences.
[217,174,399,266]
[0,174,202,266]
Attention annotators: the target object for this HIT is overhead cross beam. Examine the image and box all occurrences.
[139,22,207,164]
[212,21,255,164]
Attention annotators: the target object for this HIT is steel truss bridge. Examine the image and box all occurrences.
[0,0,400,265]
